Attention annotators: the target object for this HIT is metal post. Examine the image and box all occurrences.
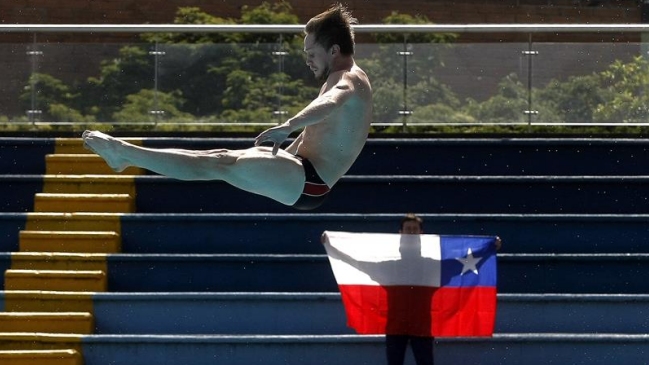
[522,33,539,128]
[26,33,43,124]
[272,34,288,124]
[398,35,413,131]
[149,41,165,124]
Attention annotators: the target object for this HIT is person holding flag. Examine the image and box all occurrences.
[322,214,501,365]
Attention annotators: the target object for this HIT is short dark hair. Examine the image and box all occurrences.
[400,213,423,230]
[305,3,357,55]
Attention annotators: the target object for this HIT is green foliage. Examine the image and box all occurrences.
[112,89,192,124]
[464,74,528,124]
[534,74,605,124]
[82,46,154,121]
[20,73,75,107]
[141,7,237,44]
[374,12,458,44]
[593,56,649,123]
[13,4,649,135]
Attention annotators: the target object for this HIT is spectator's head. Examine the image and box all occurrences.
[399,213,423,234]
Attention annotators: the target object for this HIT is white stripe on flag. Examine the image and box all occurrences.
[323,231,442,287]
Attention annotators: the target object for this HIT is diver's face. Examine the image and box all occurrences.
[304,33,331,80]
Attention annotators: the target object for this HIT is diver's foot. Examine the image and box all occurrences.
[82,130,131,172]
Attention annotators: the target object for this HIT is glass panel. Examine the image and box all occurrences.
[531,42,641,125]
[410,43,527,125]
[0,36,647,130]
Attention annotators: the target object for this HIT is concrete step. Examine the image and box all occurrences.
[3,174,649,214]
[45,154,144,175]
[6,137,649,176]
[0,312,94,334]
[23,213,122,235]
[2,253,645,293]
[0,332,647,365]
[8,211,649,255]
[4,270,106,292]
[0,349,82,365]
[2,291,645,335]
[130,174,649,214]
[10,252,108,271]
[19,230,121,253]
[0,291,93,313]
[113,213,649,255]
[42,175,136,195]
[2,212,648,255]
[34,193,135,213]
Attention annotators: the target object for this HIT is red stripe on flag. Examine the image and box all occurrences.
[338,285,496,337]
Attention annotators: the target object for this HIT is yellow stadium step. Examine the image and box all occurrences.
[0,333,82,352]
[2,291,93,313]
[0,349,82,365]
[0,312,94,334]
[54,137,95,155]
[20,230,121,253]
[42,175,136,196]
[34,193,135,213]
[5,270,107,292]
[25,213,122,233]
[45,154,144,175]
[10,252,107,272]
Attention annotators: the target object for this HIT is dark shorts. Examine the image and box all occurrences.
[292,155,331,210]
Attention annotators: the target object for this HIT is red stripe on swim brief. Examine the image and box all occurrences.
[303,182,330,197]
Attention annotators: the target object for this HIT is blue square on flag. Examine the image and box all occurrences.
[440,236,498,287]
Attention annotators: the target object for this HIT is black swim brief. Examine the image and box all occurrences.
[292,155,331,210]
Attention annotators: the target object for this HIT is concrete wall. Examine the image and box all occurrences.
[0,0,643,42]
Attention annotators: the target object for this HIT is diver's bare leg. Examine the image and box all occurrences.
[82,130,305,205]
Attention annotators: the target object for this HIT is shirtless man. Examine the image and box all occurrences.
[82,4,372,210]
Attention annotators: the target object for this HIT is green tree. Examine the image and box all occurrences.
[365,12,460,126]
[112,89,191,124]
[20,73,91,123]
[81,46,154,121]
[464,73,528,124]
[593,56,649,124]
[534,74,604,124]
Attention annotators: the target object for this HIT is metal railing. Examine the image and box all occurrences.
[2,24,649,130]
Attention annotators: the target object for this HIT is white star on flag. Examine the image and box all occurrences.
[456,248,482,275]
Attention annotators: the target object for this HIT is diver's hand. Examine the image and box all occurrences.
[254,123,292,155]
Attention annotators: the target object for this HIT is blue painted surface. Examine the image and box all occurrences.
[78,334,649,365]
[0,176,42,212]
[119,213,649,254]
[81,334,387,365]
[88,292,649,335]
[0,253,11,291]
[2,136,649,364]
[105,254,338,292]
[0,213,26,252]
[0,138,54,174]
[437,334,649,365]
[140,137,649,176]
[102,253,649,293]
[4,136,649,176]
[133,175,649,214]
[91,292,352,335]
[496,294,649,333]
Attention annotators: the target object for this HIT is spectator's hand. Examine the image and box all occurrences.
[254,124,292,155]
[494,236,502,251]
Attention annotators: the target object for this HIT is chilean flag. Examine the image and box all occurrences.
[322,231,498,337]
